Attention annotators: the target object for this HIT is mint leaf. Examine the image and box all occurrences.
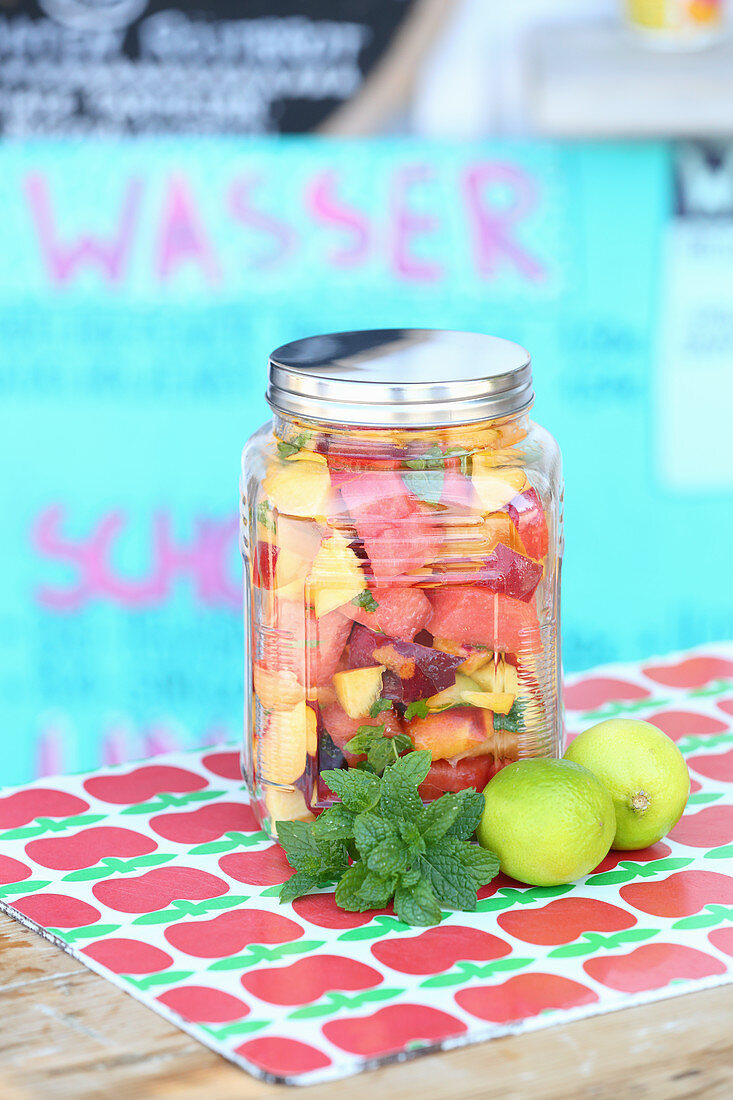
[276,820,323,874]
[313,803,356,842]
[256,500,276,532]
[404,444,445,471]
[280,870,334,903]
[405,699,430,721]
[334,862,370,911]
[416,841,480,910]
[394,877,442,926]
[398,819,426,858]
[417,794,463,844]
[494,699,523,733]
[277,432,312,459]
[323,768,381,812]
[352,590,379,613]
[366,838,410,877]
[353,812,398,857]
[403,468,444,505]
[380,762,423,822]
[454,842,501,885]
[345,725,385,755]
[367,733,412,775]
[445,788,486,840]
[389,749,432,787]
[357,869,397,908]
[369,698,394,718]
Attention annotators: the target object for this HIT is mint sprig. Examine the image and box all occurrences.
[344,723,413,775]
[405,699,431,721]
[276,746,499,926]
[277,432,313,459]
[255,500,276,533]
[352,590,379,613]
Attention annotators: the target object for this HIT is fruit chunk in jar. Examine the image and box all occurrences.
[248,421,552,832]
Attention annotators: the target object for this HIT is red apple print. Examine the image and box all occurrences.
[0,789,88,828]
[202,751,242,780]
[165,908,303,958]
[644,709,728,741]
[717,698,733,717]
[620,870,733,917]
[372,926,511,974]
[83,938,174,974]
[498,898,637,946]
[477,871,524,899]
[668,805,733,848]
[324,1004,466,1056]
[688,747,733,783]
[150,801,259,843]
[642,656,733,689]
[584,943,726,993]
[690,777,703,793]
[564,678,650,711]
[456,973,598,1024]
[219,845,292,886]
[84,766,207,805]
[26,826,157,870]
[0,855,32,885]
[13,893,100,928]
[157,986,250,1024]
[93,867,228,913]
[236,1037,331,1076]
[592,842,671,873]
[241,955,382,1006]
[708,928,733,958]
[292,892,392,929]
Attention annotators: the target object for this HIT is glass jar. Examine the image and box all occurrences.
[240,330,563,838]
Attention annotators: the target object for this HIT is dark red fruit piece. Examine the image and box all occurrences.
[475,543,543,602]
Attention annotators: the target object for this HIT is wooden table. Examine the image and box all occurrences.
[1,912,731,1099]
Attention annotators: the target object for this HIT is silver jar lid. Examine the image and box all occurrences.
[266,329,533,428]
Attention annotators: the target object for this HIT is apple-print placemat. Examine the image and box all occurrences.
[1,643,732,1086]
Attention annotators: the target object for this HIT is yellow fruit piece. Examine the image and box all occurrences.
[254,662,305,711]
[308,532,366,617]
[258,702,316,786]
[333,665,385,719]
[265,787,315,834]
[472,660,519,695]
[461,691,515,714]
[263,460,331,519]
[472,459,526,514]
[284,450,328,465]
[427,673,480,711]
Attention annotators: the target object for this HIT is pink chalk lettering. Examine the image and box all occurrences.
[155,175,221,284]
[36,724,65,778]
[463,163,545,282]
[32,506,239,610]
[305,170,370,267]
[102,724,131,767]
[390,165,443,282]
[144,724,181,757]
[227,176,296,269]
[24,173,142,287]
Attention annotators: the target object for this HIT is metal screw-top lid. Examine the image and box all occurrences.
[266,329,533,428]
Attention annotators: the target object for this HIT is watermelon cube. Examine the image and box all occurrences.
[428,587,542,654]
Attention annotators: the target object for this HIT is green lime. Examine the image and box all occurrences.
[476,758,616,886]
[564,718,690,850]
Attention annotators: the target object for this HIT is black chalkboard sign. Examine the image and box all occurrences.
[0,0,419,135]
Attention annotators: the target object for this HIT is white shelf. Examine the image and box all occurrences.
[526,21,733,138]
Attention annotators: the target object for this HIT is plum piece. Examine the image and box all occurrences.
[405,707,492,760]
[371,640,464,704]
[504,487,549,561]
[347,624,385,670]
[474,543,543,603]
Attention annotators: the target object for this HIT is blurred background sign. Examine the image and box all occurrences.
[0,0,731,784]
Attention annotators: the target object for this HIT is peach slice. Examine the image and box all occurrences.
[333,665,385,719]
[308,532,367,618]
[265,787,315,832]
[254,662,305,712]
[406,707,492,760]
[263,459,331,519]
[460,691,515,714]
[426,673,481,712]
[472,460,527,515]
[258,702,317,786]
[432,638,493,676]
[472,659,519,695]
